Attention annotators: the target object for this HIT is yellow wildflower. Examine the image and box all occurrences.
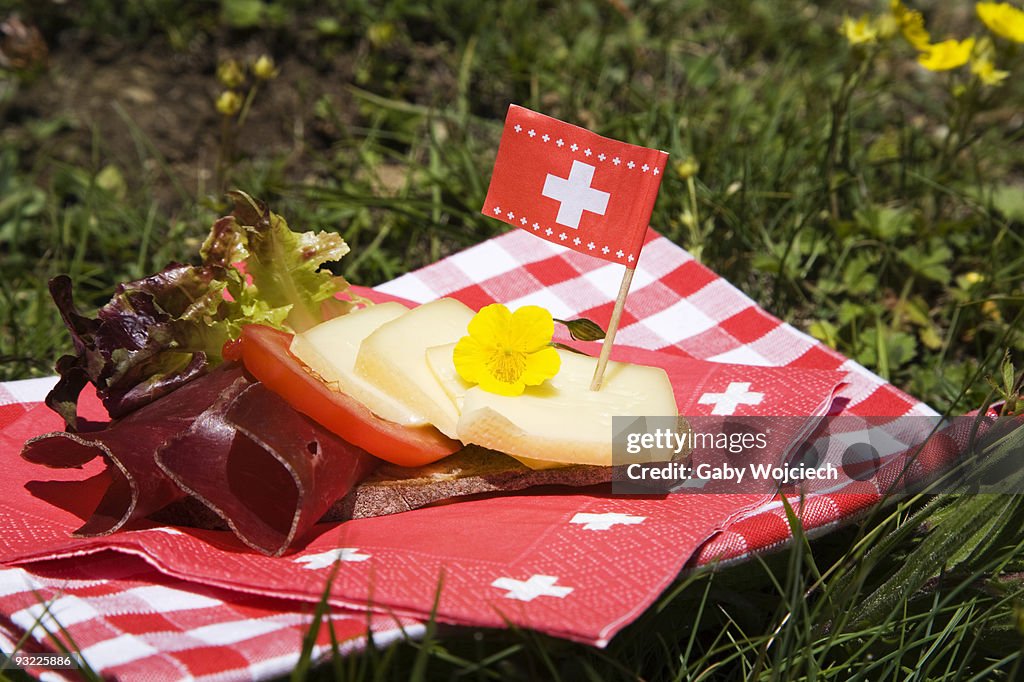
[891,0,932,49]
[971,56,1010,85]
[216,59,246,89]
[977,2,1024,42]
[215,90,243,116]
[918,37,975,71]
[252,54,278,80]
[902,14,932,49]
[841,15,879,46]
[453,304,561,396]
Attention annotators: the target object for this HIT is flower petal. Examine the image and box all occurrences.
[978,2,1024,43]
[897,8,931,50]
[476,369,526,396]
[452,335,490,384]
[507,305,555,352]
[466,303,512,346]
[454,302,560,396]
[520,346,561,387]
[917,38,974,71]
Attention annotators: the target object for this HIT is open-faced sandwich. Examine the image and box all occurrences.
[21,192,678,556]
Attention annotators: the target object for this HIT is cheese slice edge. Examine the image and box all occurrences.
[289,302,428,426]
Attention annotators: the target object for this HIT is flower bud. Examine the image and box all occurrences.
[963,272,984,285]
[367,22,395,47]
[252,54,278,80]
[676,158,699,179]
[216,90,243,117]
[982,300,1002,322]
[554,317,607,341]
[217,59,246,89]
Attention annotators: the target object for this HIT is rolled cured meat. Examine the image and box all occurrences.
[23,365,379,556]
[155,380,379,556]
[22,366,248,536]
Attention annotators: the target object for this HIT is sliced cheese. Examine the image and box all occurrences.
[289,302,428,426]
[425,342,590,469]
[425,342,471,412]
[355,298,475,438]
[452,348,678,467]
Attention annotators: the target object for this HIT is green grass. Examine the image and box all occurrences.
[2,0,1024,679]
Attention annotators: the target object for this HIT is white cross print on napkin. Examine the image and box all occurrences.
[570,512,646,531]
[698,382,764,415]
[542,160,610,229]
[491,575,574,601]
[293,548,370,570]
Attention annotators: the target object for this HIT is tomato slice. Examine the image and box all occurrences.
[239,324,461,467]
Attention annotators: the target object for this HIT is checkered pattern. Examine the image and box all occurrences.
[0,552,422,680]
[0,229,935,679]
[375,230,939,567]
[377,230,932,418]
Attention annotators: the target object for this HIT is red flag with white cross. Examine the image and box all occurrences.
[482,105,668,265]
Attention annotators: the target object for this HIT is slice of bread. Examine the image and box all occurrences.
[333,445,611,519]
[152,446,612,532]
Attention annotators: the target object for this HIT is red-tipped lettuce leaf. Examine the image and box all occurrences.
[46,267,229,427]
[46,192,354,428]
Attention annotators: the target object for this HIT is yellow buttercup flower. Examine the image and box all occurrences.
[891,0,932,49]
[977,2,1024,42]
[894,5,931,49]
[841,15,879,45]
[971,56,1010,85]
[453,304,561,396]
[918,37,976,71]
[902,14,932,49]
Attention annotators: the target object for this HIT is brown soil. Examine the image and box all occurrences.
[4,32,366,208]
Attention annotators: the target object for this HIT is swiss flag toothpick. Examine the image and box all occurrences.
[482,104,669,389]
[482,105,668,265]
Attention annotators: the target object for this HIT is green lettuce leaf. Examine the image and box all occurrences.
[47,191,353,429]
[222,190,351,333]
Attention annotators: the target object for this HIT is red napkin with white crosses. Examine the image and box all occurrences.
[0,230,935,680]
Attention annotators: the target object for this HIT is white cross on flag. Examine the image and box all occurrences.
[483,105,668,264]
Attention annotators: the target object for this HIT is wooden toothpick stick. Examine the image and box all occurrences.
[590,265,636,391]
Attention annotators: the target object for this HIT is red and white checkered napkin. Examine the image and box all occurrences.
[370,229,938,564]
[0,229,933,678]
[0,553,421,681]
